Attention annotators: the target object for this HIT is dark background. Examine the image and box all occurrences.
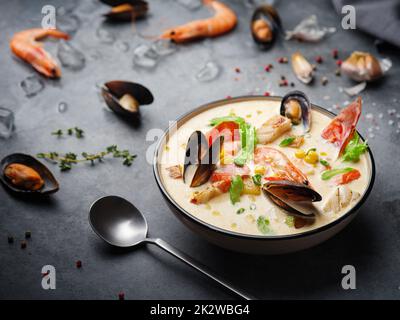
[1,0,399,299]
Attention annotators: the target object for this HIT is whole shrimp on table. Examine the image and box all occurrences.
[10,28,70,78]
[160,0,237,43]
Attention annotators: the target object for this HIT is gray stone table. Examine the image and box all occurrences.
[0,0,399,299]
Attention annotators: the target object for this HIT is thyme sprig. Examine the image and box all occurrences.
[52,127,85,138]
[37,145,136,171]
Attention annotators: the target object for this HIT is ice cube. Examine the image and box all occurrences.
[58,102,68,113]
[151,39,177,56]
[175,0,202,10]
[115,41,130,53]
[96,27,116,44]
[57,41,85,71]
[57,14,80,35]
[196,61,220,82]
[0,107,14,139]
[133,44,158,68]
[20,75,44,97]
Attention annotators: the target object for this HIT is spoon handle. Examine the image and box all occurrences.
[145,238,254,300]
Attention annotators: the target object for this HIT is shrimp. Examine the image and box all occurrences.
[160,0,237,43]
[10,28,70,78]
[254,146,309,185]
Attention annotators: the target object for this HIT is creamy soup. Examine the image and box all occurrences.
[159,99,371,236]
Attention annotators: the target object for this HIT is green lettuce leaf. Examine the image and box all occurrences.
[321,167,354,180]
[342,132,368,162]
[229,175,244,204]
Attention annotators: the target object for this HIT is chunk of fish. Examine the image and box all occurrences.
[166,165,182,179]
[322,185,360,214]
[190,179,230,204]
[256,115,291,144]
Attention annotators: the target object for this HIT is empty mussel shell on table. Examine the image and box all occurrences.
[101,80,154,119]
[262,180,322,219]
[103,1,148,21]
[280,90,311,132]
[291,51,314,84]
[0,153,59,195]
[341,51,391,82]
[183,131,223,188]
[250,5,282,49]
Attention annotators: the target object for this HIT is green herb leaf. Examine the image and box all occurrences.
[342,132,368,162]
[229,175,244,204]
[236,208,245,214]
[321,167,354,180]
[257,216,271,235]
[285,216,295,228]
[279,136,295,147]
[320,159,330,167]
[51,129,63,137]
[252,174,262,186]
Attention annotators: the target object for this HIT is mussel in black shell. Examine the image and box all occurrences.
[101,80,154,120]
[280,90,311,132]
[103,1,148,22]
[183,131,223,188]
[262,180,322,219]
[0,153,59,195]
[251,5,281,49]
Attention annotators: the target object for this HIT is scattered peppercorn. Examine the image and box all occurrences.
[25,231,31,239]
[315,55,323,63]
[118,292,125,300]
[335,68,341,76]
[21,240,27,249]
[7,236,14,244]
[332,49,339,59]
[264,92,270,96]
[226,95,232,99]
[264,66,271,72]
[42,271,49,277]
[234,67,240,73]
[279,79,288,87]
[278,57,288,63]
[290,82,295,87]
[336,59,342,66]
[281,75,286,80]
[321,76,329,86]
[76,260,82,268]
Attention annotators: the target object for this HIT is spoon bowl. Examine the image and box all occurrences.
[89,195,148,247]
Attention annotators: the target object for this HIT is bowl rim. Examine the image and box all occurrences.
[153,95,376,241]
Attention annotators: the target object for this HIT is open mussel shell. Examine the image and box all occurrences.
[262,180,321,219]
[0,153,59,195]
[251,5,281,49]
[280,90,311,132]
[100,0,146,6]
[291,51,313,84]
[103,1,148,21]
[183,131,223,188]
[101,80,153,119]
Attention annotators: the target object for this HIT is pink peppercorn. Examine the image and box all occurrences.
[118,292,125,300]
[315,56,323,63]
[336,60,342,66]
[76,260,82,268]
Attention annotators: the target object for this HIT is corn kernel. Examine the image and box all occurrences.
[304,151,319,164]
[295,149,306,159]
[254,165,266,175]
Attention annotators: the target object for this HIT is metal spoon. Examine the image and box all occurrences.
[89,195,253,300]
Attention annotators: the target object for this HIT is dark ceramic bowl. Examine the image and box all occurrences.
[153,96,375,254]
